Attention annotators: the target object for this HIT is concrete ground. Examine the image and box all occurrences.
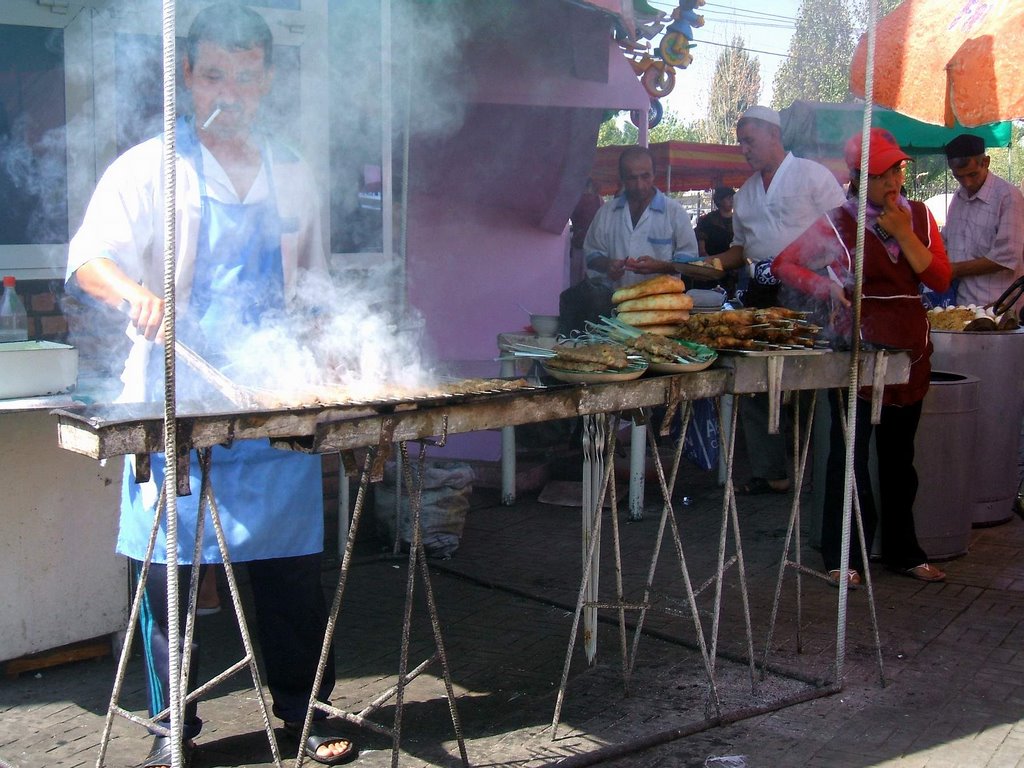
[3,432,1024,768]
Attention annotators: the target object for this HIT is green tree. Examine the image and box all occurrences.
[772,0,856,109]
[596,107,702,147]
[701,36,761,144]
[597,115,636,147]
[850,0,905,32]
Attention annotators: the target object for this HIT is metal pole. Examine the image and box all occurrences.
[158,2,182,765]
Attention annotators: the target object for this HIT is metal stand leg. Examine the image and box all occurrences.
[501,425,517,505]
[628,421,646,521]
[551,414,618,737]
[711,397,757,694]
[295,439,468,768]
[581,414,606,663]
[553,398,748,734]
[759,389,887,689]
[96,449,281,768]
[499,354,517,506]
[718,394,733,486]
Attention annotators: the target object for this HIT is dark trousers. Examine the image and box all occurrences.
[821,392,927,573]
[739,393,790,482]
[135,553,335,739]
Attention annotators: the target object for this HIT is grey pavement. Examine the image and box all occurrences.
[3,438,1024,768]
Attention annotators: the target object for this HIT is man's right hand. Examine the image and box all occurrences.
[74,259,165,341]
[121,286,166,342]
[607,258,627,281]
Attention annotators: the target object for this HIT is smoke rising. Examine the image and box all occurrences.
[35,0,478,408]
[217,268,437,401]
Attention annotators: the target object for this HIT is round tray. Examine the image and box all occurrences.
[542,361,647,384]
[648,357,717,374]
[677,263,726,282]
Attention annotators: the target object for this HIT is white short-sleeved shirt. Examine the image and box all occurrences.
[67,133,327,401]
[945,171,1024,307]
[731,152,846,265]
[583,189,699,288]
[66,130,329,564]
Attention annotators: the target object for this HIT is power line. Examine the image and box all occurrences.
[646,0,798,25]
[702,1,798,23]
[697,37,794,59]
[701,14,795,30]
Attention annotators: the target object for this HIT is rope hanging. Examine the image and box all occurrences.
[835,0,877,683]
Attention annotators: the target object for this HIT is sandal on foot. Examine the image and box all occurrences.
[285,721,358,766]
[140,735,194,768]
[905,563,945,582]
[827,569,862,589]
[737,477,789,495]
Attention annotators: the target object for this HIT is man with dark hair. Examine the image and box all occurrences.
[692,185,736,292]
[66,4,354,766]
[943,133,1024,309]
[583,145,698,288]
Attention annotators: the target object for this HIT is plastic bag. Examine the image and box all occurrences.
[683,397,719,471]
[373,460,474,558]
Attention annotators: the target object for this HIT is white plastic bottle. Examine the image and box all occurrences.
[0,275,29,343]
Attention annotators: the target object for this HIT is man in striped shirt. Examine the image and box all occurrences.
[943,134,1024,309]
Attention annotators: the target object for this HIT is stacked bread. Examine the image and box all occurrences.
[611,275,693,335]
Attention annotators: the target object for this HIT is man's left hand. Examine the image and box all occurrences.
[626,255,671,274]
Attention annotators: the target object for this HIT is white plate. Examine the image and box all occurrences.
[648,357,717,373]
[542,361,647,384]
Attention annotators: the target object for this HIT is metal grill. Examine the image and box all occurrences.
[54,370,732,461]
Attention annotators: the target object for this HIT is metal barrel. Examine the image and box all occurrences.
[912,371,980,559]
[930,329,1024,526]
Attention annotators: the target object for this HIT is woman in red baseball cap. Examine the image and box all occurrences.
[773,128,952,588]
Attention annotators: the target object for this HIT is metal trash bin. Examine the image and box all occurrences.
[912,371,979,560]
[931,329,1024,526]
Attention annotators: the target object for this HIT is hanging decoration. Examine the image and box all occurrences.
[615,1,707,128]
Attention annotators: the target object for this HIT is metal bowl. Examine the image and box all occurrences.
[530,314,560,337]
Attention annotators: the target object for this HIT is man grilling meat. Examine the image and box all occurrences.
[65,4,355,767]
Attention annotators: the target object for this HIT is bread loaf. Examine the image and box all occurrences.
[612,274,686,304]
[617,309,691,327]
[617,293,694,312]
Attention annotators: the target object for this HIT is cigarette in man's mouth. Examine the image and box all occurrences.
[201,107,222,131]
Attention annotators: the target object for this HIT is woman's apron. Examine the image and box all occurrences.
[117,118,323,564]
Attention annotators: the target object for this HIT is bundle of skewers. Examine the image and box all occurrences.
[671,307,825,351]
[589,316,716,366]
[502,337,647,374]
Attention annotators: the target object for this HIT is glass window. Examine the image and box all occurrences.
[328,2,385,255]
[0,23,68,246]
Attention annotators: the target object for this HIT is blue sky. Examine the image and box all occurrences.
[652,0,804,120]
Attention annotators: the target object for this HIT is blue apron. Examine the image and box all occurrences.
[118,117,323,564]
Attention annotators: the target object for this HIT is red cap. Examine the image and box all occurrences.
[844,128,911,176]
[2,276,14,288]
